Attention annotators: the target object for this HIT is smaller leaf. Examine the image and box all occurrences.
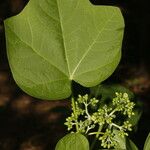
[127,108,142,127]
[114,130,126,150]
[144,133,150,150]
[90,84,134,102]
[126,138,138,150]
[55,133,89,150]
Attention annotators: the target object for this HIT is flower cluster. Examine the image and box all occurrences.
[65,93,135,149]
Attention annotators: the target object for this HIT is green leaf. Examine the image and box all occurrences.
[90,84,134,100]
[127,108,142,127]
[55,133,89,150]
[126,138,138,150]
[114,130,126,150]
[144,133,150,150]
[4,0,124,100]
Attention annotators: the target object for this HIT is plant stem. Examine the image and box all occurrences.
[111,123,122,130]
[90,125,103,150]
[84,102,91,119]
[90,137,97,150]
[96,125,103,138]
[109,108,117,116]
[71,98,79,132]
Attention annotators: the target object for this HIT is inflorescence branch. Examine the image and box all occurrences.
[65,92,135,149]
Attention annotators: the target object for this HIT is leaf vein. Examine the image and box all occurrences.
[7,25,67,76]
[70,11,116,79]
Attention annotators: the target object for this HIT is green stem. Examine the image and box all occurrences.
[108,108,117,116]
[90,125,103,150]
[111,123,122,130]
[96,125,103,138]
[89,132,104,136]
[71,98,79,132]
[90,137,97,150]
[84,102,91,119]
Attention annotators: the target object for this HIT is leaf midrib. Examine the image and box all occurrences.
[56,0,71,78]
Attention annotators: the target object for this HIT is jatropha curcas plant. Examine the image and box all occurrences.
[3,0,142,149]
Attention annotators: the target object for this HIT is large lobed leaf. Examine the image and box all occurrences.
[4,0,124,100]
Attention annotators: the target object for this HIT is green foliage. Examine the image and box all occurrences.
[113,130,126,149]
[90,84,134,100]
[4,0,124,100]
[65,93,135,149]
[2,0,146,149]
[55,133,89,150]
[127,107,142,127]
[144,133,150,150]
[91,84,142,128]
[126,132,150,150]
[126,138,138,150]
